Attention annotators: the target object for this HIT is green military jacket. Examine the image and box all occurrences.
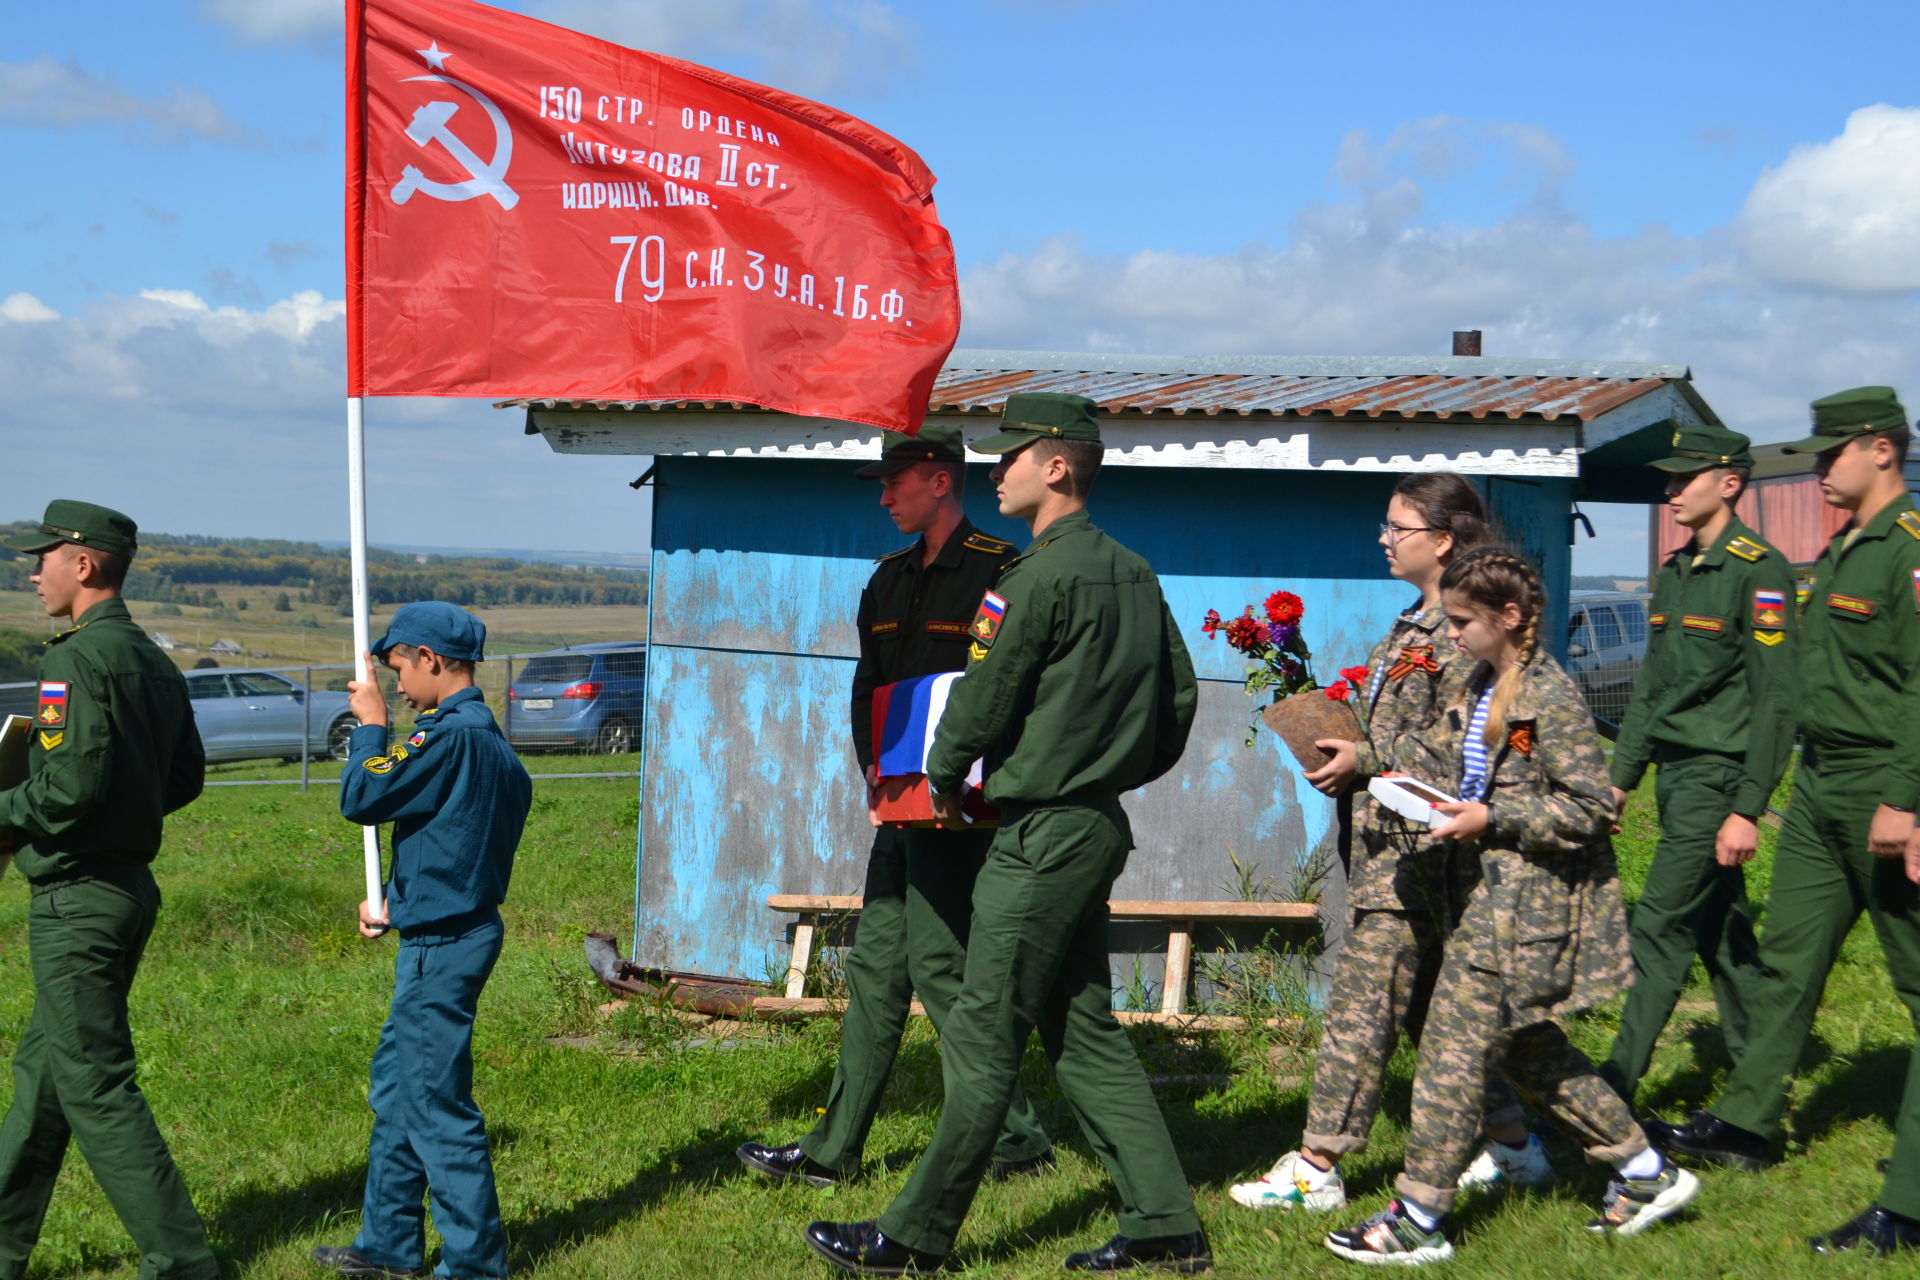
[926,509,1196,806]
[851,518,1016,769]
[1347,601,1477,913]
[1796,493,1920,808]
[1402,653,1630,1028]
[0,598,204,881]
[1610,517,1797,816]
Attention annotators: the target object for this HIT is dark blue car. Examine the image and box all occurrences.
[505,642,646,754]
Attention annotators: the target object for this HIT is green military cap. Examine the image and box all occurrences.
[1782,385,1908,454]
[1647,422,1754,473]
[969,392,1103,455]
[854,424,967,479]
[4,499,139,558]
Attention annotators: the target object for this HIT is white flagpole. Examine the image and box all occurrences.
[346,394,384,915]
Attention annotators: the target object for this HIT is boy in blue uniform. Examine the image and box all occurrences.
[312,603,532,1280]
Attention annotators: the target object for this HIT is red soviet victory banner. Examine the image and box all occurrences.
[345,0,958,432]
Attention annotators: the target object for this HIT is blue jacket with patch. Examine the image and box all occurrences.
[340,686,531,932]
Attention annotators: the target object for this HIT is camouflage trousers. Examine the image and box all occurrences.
[1397,941,1647,1213]
[1303,908,1524,1158]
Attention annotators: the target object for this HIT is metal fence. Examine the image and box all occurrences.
[0,643,645,790]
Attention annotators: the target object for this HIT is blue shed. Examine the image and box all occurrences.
[516,349,1719,988]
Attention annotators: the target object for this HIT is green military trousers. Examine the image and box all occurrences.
[0,866,218,1280]
[1708,754,1920,1219]
[800,826,1052,1173]
[1601,751,1766,1102]
[877,801,1200,1257]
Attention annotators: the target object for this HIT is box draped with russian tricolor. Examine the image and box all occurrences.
[869,672,997,826]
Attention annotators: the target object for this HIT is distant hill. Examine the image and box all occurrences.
[0,524,647,609]
[312,540,649,570]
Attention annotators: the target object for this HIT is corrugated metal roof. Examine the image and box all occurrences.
[505,349,1696,424]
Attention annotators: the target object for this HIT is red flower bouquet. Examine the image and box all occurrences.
[1201,590,1364,769]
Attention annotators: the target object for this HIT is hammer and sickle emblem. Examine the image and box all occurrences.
[390,74,519,210]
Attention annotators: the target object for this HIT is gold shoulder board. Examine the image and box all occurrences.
[964,532,1014,553]
[1897,511,1920,541]
[874,544,915,563]
[1727,536,1767,562]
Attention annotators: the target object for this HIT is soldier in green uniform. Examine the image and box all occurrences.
[1653,387,1920,1256]
[804,394,1208,1275]
[1600,424,1794,1104]
[0,500,218,1280]
[737,425,1054,1185]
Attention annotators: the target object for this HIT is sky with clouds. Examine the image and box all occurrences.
[4,0,1919,571]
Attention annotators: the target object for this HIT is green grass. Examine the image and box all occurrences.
[1,767,1912,1279]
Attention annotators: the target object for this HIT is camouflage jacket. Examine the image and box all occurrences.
[1346,601,1477,914]
[1400,653,1630,1027]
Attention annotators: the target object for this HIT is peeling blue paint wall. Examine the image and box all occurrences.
[633,456,1573,983]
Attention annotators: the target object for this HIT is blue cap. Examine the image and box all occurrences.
[371,602,487,661]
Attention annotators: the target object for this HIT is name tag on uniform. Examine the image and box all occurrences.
[1828,593,1876,619]
[1681,615,1724,633]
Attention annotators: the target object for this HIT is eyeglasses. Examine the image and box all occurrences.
[1379,522,1436,546]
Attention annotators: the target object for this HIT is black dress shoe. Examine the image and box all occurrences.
[737,1140,843,1186]
[1661,1110,1772,1172]
[1810,1204,1920,1255]
[803,1220,945,1274]
[1064,1231,1212,1273]
[310,1247,424,1278]
[988,1149,1058,1182]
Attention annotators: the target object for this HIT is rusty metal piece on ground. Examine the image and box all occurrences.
[583,932,767,1015]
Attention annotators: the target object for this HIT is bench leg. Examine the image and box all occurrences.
[1161,922,1193,1017]
[785,916,816,1000]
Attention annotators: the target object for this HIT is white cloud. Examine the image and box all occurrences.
[955,115,1920,578]
[519,0,916,99]
[0,287,648,551]
[0,55,268,149]
[0,293,58,324]
[199,0,337,47]
[959,116,1920,436]
[1736,104,1920,293]
[195,0,916,99]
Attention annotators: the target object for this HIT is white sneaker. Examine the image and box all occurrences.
[1456,1134,1555,1191]
[1324,1200,1455,1266]
[1586,1163,1700,1236]
[1229,1149,1348,1211]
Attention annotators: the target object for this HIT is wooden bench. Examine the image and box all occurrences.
[757,894,1319,1025]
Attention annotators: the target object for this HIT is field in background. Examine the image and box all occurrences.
[0,589,650,671]
[0,767,1912,1278]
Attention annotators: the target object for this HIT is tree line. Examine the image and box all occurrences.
[0,525,647,609]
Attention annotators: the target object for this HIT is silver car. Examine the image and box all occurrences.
[184,668,357,764]
[1565,592,1651,728]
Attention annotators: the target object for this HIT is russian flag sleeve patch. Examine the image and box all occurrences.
[36,681,68,728]
[970,591,1007,646]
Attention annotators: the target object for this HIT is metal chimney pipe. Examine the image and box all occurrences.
[1452,330,1482,356]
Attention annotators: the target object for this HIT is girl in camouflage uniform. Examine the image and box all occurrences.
[1325,548,1699,1266]
[1232,474,1538,1214]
